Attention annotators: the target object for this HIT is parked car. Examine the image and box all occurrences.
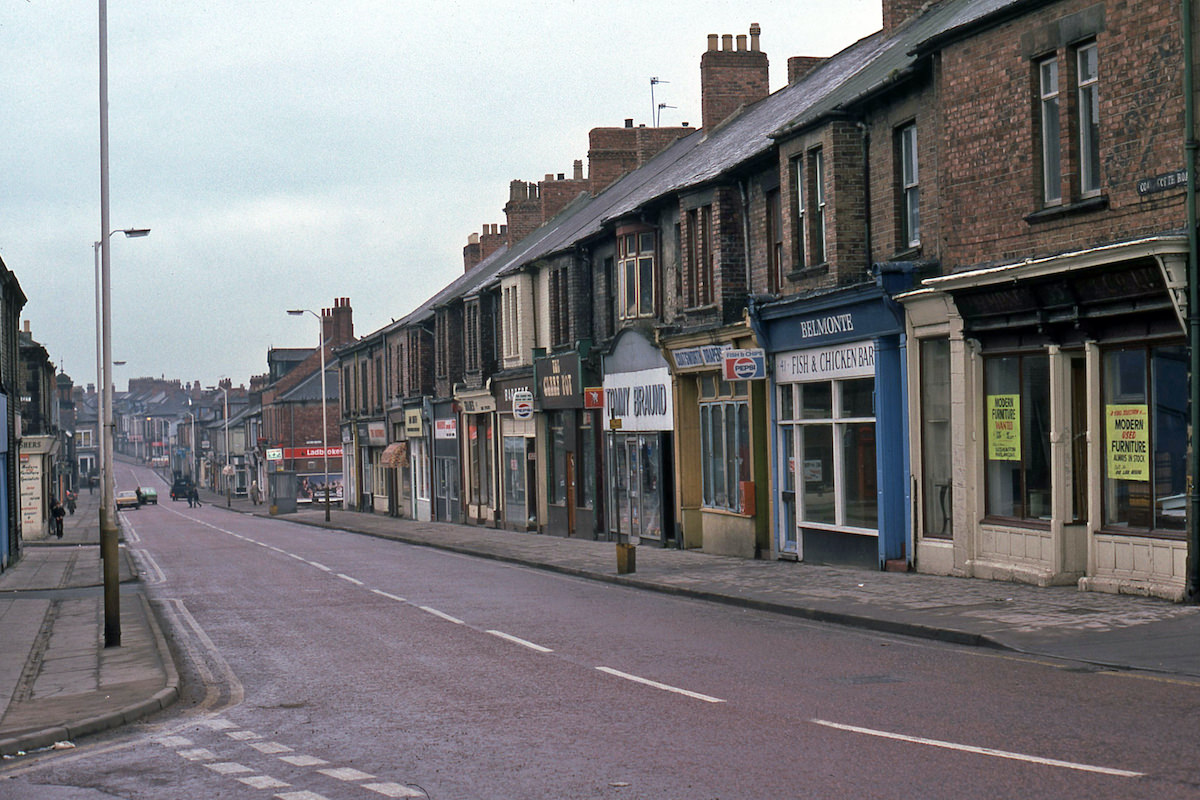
[137,487,158,505]
[115,490,140,511]
[170,478,193,501]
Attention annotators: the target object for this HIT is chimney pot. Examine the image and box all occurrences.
[722,34,733,51]
[545,173,554,182]
[750,23,761,51]
[557,173,565,180]
[625,118,634,128]
[707,33,718,51]
[737,34,747,51]
[573,159,583,180]
[468,232,479,244]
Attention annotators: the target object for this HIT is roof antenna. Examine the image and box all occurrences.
[651,77,669,126]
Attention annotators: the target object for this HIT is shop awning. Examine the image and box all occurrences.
[380,442,408,468]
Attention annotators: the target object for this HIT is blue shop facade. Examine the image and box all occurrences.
[752,281,911,569]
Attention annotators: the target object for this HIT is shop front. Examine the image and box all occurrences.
[432,400,462,523]
[404,403,431,522]
[357,419,387,512]
[535,351,599,538]
[754,283,910,569]
[602,330,675,545]
[456,389,497,526]
[380,407,409,517]
[665,329,769,557]
[493,375,536,530]
[915,238,1190,599]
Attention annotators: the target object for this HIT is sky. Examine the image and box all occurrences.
[2,0,882,393]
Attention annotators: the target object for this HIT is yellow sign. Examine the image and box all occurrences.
[1106,404,1150,481]
[987,394,1021,461]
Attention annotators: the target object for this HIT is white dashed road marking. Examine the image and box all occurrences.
[337,573,365,585]
[275,792,332,800]
[486,629,554,653]
[596,666,725,703]
[237,774,291,789]
[809,719,1145,778]
[205,762,254,775]
[279,754,329,767]
[363,783,426,798]
[249,741,295,754]
[419,605,464,624]
[318,766,376,781]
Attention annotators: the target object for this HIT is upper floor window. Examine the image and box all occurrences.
[686,206,713,307]
[766,188,783,291]
[1077,43,1100,196]
[899,123,920,248]
[550,266,571,347]
[618,228,656,320]
[465,301,480,373]
[810,147,827,265]
[435,314,449,379]
[502,285,519,359]
[793,157,806,271]
[1039,56,1062,205]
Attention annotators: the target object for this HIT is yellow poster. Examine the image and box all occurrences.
[987,394,1021,461]
[1106,404,1150,481]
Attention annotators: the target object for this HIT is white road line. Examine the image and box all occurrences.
[237,775,291,789]
[419,606,464,624]
[362,782,426,798]
[155,735,192,748]
[308,561,332,571]
[279,754,330,767]
[226,730,262,740]
[371,589,407,602]
[595,667,725,704]
[276,791,332,800]
[486,629,554,653]
[337,573,365,585]
[809,719,1145,778]
[198,717,238,730]
[206,761,254,775]
[177,747,219,761]
[288,553,307,561]
[249,741,295,754]
[318,766,376,781]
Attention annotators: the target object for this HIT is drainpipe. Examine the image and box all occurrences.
[1185,0,1200,601]
[858,120,872,270]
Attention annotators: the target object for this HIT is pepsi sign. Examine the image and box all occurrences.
[722,348,766,381]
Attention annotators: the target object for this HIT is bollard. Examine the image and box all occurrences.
[616,542,636,574]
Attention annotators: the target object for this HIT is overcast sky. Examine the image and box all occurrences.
[2,0,881,393]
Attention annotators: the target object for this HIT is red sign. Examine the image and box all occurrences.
[283,446,343,459]
[584,387,604,409]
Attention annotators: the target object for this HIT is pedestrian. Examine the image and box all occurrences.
[190,486,202,508]
[51,497,66,539]
[186,486,194,508]
[251,481,261,505]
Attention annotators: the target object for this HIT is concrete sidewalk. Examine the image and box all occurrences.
[3,480,1198,759]
[0,489,178,757]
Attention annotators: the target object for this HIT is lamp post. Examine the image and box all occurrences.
[288,308,331,522]
[218,386,230,507]
[97,0,154,647]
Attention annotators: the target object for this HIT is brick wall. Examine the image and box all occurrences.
[937,0,1185,269]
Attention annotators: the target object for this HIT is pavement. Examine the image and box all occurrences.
[3,477,1199,759]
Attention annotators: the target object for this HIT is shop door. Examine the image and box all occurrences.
[608,434,663,542]
[434,457,461,523]
[565,452,576,535]
[504,436,529,528]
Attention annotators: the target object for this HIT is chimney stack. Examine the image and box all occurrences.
[463,232,482,272]
[701,23,769,132]
[883,0,929,34]
[788,56,825,85]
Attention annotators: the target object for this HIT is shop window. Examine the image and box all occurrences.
[548,411,567,506]
[779,377,877,531]
[1102,345,1186,533]
[607,433,662,538]
[468,416,492,507]
[984,354,1051,521]
[700,400,750,512]
[618,229,656,320]
[920,338,952,538]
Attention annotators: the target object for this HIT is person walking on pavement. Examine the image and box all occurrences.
[190,486,202,508]
[51,497,66,538]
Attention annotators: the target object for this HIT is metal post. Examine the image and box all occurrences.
[1184,0,1200,601]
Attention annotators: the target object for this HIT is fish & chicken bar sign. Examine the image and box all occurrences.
[775,340,875,382]
[603,367,673,432]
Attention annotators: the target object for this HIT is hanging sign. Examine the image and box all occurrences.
[1106,404,1150,481]
[987,394,1021,461]
[722,348,767,380]
[512,390,534,420]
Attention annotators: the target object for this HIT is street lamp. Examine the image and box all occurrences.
[288,308,331,522]
[98,0,151,647]
[208,385,231,507]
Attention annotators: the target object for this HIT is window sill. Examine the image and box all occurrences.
[682,303,719,314]
[1097,525,1187,542]
[786,263,829,282]
[981,515,1052,531]
[891,245,921,261]
[1024,195,1108,224]
[701,505,753,519]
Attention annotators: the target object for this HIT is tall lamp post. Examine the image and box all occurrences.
[288,308,331,522]
[216,386,230,507]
